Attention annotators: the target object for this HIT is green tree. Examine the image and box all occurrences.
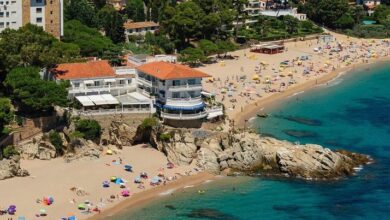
[4,67,69,114]
[373,5,390,24]
[198,39,218,56]
[75,119,102,141]
[49,131,64,155]
[98,6,126,43]
[0,24,79,81]
[300,0,349,28]
[65,0,98,27]
[335,14,355,29]
[63,20,117,57]
[93,0,107,9]
[179,47,207,66]
[2,145,19,159]
[283,15,299,34]
[0,98,13,135]
[216,40,237,57]
[126,0,146,21]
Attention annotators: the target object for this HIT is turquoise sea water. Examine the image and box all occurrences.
[111,63,390,220]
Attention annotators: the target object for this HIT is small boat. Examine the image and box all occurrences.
[257,113,268,118]
[198,190,205,194]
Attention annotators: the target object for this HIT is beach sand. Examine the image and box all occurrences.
[198,31,390,127]
[0,146,205,219]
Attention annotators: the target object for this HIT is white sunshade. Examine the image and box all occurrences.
[89,95,108,105]
[104,78,116,83]
[76,96,95,107]
[128,92,150,102]
[84,80,94,85]
[101,94,120,105]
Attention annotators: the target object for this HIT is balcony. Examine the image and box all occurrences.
[137,77,153,87]
[166,96,203,106]
[168,84,203,92]
[161,111,208,120]
[69,84,135,94]
[73,107,152,116]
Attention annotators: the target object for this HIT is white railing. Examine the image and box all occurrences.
[161,111,208,120]
[168,84,202,91]
[69,84,135,93]
[166,96,203,105]
[206,106,224,114]
[137,77,153,86]
[73,108,151,116]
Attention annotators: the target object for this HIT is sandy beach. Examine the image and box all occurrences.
[198,31,390,127]
[0,146,210,219]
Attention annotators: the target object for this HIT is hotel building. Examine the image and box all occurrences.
[0,0,63,38]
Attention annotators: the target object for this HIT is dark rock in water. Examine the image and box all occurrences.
[182,208,238,220]
[283,129,318,138]
[273,205,301,212]
[165,205,176,210]
[280,115,322,126]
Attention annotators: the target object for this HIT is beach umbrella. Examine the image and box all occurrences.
[39,208,47,216]
[106,149,113,155]
[121,190,130,197]
[67,216,76,220]
[134,176,142,183]
[102,181,110,188]
[167,162,174,169]
[124,165,133,172]
[78,204,86,210]
[151,176,160,184]
[110,176,117,182]
[252,74,260,80]
[115,178,124,185]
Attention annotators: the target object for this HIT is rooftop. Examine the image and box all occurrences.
[137,61,210,80]
[52,60,115,80]
[124,21,159,30]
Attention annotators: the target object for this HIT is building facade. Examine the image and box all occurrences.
[50,60,154,116]
[136,62,212,124]
[0,0,63,38]
[124,21,159,39]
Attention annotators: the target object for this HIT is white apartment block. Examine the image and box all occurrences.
[0,0,63,38]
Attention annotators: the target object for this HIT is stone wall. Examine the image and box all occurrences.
[45,0,61,38]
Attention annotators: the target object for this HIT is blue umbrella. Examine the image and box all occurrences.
[124,165,133,172]
[134,176,141,183]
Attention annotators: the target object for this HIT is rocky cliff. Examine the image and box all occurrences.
[0,156,29,180]
[151,128,372,180]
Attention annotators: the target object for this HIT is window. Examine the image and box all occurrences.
[127,79,132,84]
[36,17,42,23]
[172,80,180,86]
[188,91,195,98]
[36,0,43,3]
[0,22,4,28]
[172,92,180,99]
[50,20,53,24]
[187,79,196,85]
[73,83,80,88]
[119,80,125,85]
[0,12,3,17]
[94,81,100,87]
[36,8,42,13]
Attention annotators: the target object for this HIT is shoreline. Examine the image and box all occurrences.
[88,172,215,219]
[233,57,390,128]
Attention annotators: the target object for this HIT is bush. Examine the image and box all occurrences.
[49,131,63,155]
[159,133,172,141]
[75,119,101,140]
[140,117,158,129]
[2,145,19,159]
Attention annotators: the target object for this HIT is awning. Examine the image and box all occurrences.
[163,103,205,111]
[76,96,95,107]
[89,95,108,105]
[104,78,116,83]
[101,94,120,105]
[84,80,94,85]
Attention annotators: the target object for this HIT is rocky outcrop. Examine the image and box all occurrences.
[153,128,372,180]
[18,138,57,160]
[0,156,29,180]
[64,138,102,162]
[100,121,138,147]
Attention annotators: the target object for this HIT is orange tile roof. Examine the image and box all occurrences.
[123,21,159,30]
[136,61,210,80]
[52,60,115,80]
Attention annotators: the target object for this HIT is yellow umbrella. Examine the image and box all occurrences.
[252,74,260,80]
[106,149,113,155]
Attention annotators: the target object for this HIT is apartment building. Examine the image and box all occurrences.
[0,0,63,38]
[50,60,154,116]
[136,61,221,127]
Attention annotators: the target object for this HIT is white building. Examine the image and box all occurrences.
[136,61,222,127]
[50,60,154,116]
[260,8,307,20]
[0,0,63,38]
[124,21,159,38]
[127,54,177,67]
